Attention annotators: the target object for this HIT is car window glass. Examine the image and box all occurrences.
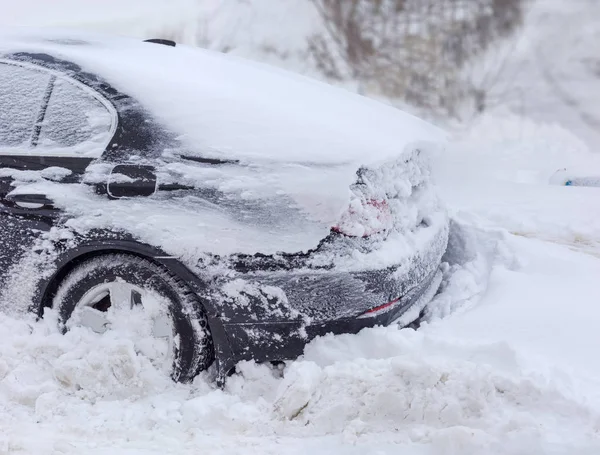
[0,63,50,150]
[38,78,113,156]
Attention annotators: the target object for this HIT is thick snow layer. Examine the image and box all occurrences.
[0,29,444,166]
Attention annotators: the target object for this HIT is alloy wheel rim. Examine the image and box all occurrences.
[73,280,175,370]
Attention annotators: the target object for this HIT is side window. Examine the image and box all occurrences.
[0,63,50,149]
[38,78,114,156]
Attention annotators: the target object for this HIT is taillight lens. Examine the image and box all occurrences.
[332,198,393,237]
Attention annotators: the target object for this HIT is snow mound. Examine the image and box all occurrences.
[2,318,600,453]
[278,329,600,449]
[425,219,516,320]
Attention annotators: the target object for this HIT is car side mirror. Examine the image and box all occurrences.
[107,165,157,199]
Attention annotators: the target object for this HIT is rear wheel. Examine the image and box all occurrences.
[51,253,214,382]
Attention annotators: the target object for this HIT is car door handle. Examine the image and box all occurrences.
[5,193,54,209]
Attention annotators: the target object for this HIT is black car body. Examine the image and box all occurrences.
[0,31,449,383]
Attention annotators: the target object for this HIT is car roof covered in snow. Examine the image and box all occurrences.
[0,28,445,166]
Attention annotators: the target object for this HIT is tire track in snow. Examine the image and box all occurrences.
[511,231,600,259]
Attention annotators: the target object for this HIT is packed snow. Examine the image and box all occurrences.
[1,1,600,455]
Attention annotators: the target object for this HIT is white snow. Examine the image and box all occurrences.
[1,2,600,455]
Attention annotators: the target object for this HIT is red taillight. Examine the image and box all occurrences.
[332,198,392,237]
[358,297,401,318]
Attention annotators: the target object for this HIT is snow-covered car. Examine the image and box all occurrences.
[0,30,449,383]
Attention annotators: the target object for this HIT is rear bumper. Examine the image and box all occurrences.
[217,217,449,365]
[306,267,443,337]
[220,267,444,365]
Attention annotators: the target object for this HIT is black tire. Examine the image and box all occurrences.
[52,253,214,382]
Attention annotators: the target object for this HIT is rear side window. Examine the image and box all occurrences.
[0,60,115,157]
[0,63,50,149]
[38,78,114,156]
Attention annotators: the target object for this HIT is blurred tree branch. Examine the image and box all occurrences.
[309,0,526,118]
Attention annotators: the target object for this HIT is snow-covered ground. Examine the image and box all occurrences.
[2,1,600,454]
